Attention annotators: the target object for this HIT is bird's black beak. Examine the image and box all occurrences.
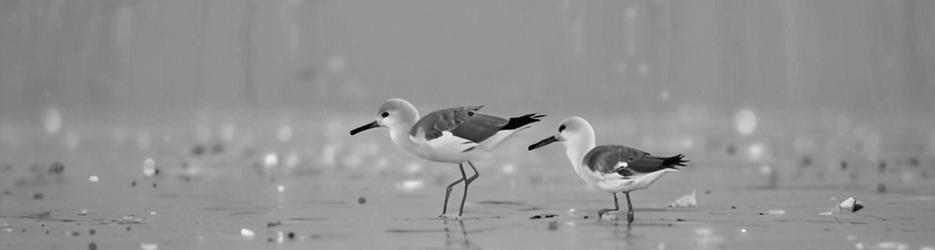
[350,121,381,135]
[528,135,560,151]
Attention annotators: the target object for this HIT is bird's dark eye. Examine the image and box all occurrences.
[381,112,389,118]
[558,125,566,132]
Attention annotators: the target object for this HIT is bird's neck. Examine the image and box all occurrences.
[389,116,420,156]
[565,137,596,175]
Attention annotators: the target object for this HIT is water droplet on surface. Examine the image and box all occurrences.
[395,180,424,193]
[142,158,156,177]
[264,153,279,168]
[277,125,293,142]
[734,108,757,135]
[140,242,158,250]
[241,228,255,238]
[43,108,62,134]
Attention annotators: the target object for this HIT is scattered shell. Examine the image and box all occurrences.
[78,209,88,216]
[89,176,100,182]
[140,242,158,250]
[143,158,156,177]
[241,228,255,238]
[358,196,366,204]
[668,190,697,208]
[839,197,864,213]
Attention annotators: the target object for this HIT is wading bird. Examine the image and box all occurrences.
[351,98,544,217]
[528,117,687,224]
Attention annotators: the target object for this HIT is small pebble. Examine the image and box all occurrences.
[71,231,80,236]
[89,229,95,235]
[192,144,206,156]
[548,220,559,231]
[840,161,848,170]
[287,232,296,240]
[211,143,224,154]
[266,221,281,228]
[45,230,50,234]
[358,196,366,204]
[49,161,65,174]
[676,218,686,222]
[152,182,157,188]
[908,157,920,167]
[583,215,589,219]
[704,190,712,195]
[131,180,137,187]
[33,192,44,200]
[143,158,156,177]
[731,206,737,209]
[88,242,97,250]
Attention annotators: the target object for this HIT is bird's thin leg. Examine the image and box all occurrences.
[457,162,476,217]
[465,161,480,185]
[441,163,466,216]
[625,192,634,224]
[598,193,620,219]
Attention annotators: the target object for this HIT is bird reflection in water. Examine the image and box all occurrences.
[443,219,473,249]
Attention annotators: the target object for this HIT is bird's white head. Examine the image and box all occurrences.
[528,116,595,151]
[350,98,420,135]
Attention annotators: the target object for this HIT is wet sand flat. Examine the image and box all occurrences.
[2,117,935,250]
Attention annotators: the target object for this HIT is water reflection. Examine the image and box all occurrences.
[443,220,473,249]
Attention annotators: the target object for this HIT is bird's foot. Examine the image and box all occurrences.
[438,213,463,220]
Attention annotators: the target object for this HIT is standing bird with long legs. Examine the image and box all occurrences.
[350,98,545,217]
[528,117,688,224]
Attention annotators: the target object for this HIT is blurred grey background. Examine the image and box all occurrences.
[0,0,933,132]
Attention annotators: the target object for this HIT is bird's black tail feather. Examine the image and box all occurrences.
[663,154,689,169]
[501,113,546,130]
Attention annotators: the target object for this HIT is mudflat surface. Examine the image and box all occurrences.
[2,115,934,250]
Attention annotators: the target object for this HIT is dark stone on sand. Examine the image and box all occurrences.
[131,180,137,187]
[287,232,296,240]
[49,161,65,174]
[908,157,920,167]
[192,144,206,156]
[266,221,282,227]
[89,229,95,235]
[358,196,366,204]
[800,156,812,167]
[758,212,765,215]
[731,206,737,209]
[212,143,225,154]
[548,221,558,231]
[267,238,274,242]
[152,182,157,188]
[154,168,160,175]
[88,242,97,250]
[726,144,737,156]
[33,192,44,200]
[583,215,589,219]
[71,231,80,236]
[676,218,686,222]
[852,202,864,213]
[879,161,887,173]
[126,226,131,231]
[704,190,712,195]
[840,161,848,170]
[45,230,49,234]
[530,214,557,220]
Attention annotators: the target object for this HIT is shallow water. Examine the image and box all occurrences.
[2,114,934,250]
